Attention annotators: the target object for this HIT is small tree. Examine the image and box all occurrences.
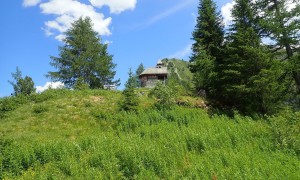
[149,81,175,110]
[135,63,145,88]
[120,69,139,111]
[9,67,35,96]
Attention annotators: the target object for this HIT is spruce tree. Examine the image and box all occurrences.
[220,0,286,114]
[48,17,119,89]
[121,69,139,112]
[190,0,224,97]
[191,0,224,59]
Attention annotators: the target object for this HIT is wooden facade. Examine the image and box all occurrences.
[139,61,168,88]
[140,73,167,88]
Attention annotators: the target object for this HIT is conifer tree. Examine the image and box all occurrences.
[256,0,300,92]
[220,0,286,114]
[48,17,119,89]
[121,69,139,112]
[135,63,145,88]
[190,0,224,97]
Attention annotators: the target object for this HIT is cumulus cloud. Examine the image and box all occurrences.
[40,0,112,41]
[221,1,236,27]
[89,0,137,14]
[36,82,64,93]
[23,0,42,7]
[23,0,137,41]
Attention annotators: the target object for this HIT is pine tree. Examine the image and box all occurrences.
[48,17,119,89]
[191,0,224,60]
[220,0,286,114]
[121,69,139,112]
[190,0,224,97]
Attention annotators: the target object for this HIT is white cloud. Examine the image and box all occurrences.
[23,0,42,7]
[36,82,64,93]
[221,1,236,27]
[168,44,192,60]
[104,40,113,45]
[40,0,112,40]
[89,0,137,14]
[23,0,137,41]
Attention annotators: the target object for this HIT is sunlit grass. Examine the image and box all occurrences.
[0,89,299,179]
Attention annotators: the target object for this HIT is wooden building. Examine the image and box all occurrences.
[139,60,168,88]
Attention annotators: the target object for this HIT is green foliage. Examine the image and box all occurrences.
[214,0,287,115]
[190,0,224,99]
[0,95,29,119]
[0,90,300,179]
[120,69,139,112]
[220,28,286,114]
[33,104,49,114]
[269,108,300,156]
[149,82,175,109]
[9,67,36,96]
[190,0,224,61]
[256,0,300,93]
[160,58,193,95]
[48,17,119,89]
[74,77,89,90]
[189,50,216,96]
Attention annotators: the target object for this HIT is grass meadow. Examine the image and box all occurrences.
[0,89,299,179]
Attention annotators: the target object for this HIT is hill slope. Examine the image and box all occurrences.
[0,89,299,179]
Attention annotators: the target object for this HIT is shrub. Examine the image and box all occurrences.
[33,105,49,114]
[74,77,89,90]
[269,108,300,156]
[148,82,175,110]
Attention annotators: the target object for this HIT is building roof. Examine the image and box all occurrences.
[139,67,168,76]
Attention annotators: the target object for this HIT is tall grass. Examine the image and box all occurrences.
[0,89,299,179]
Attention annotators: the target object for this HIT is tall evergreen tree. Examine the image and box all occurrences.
[220,0,286,114]
[256,0,300,92]
[48,17,119,89]
[191,0,224,60]
[190,0,224,97]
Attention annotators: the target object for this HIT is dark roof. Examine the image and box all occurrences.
[139,67,168,76]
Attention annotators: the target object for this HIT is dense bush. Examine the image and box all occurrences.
[269,109,300,156]
[149,82,175,110]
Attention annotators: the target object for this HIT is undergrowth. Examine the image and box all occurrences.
[0,89,299,179]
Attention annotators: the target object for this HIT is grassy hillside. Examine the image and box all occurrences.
[0,89,299,179]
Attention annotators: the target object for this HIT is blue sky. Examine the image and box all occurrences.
[0,0,233,97]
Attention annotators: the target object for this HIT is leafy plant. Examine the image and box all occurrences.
[148,82,175,110]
